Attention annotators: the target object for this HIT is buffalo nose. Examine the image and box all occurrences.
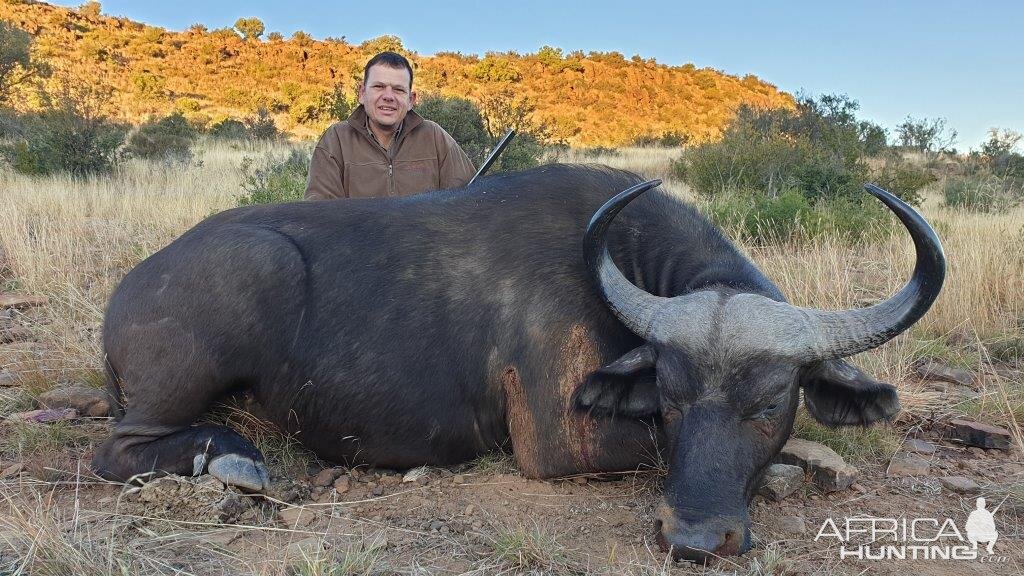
[655,517,748,563]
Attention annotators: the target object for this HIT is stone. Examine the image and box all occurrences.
[913,360,974,387]
[886,453,931,476]
[4,408,77,424]
[208,530,243,547]
[429,520,444,531]
[464,505,475,515]
[283,537,324,561]
[0,371,17,387]
[39,386,110,417]
[778,515,806,534]
[758,463,804,501]
[453,474,465,484]
[311,468,337,487]
[776,438,858,492]
[402,466,430,483]
[939,476,981,495]
[371,484,383,496]
[278,506,316,529]
[572,476,588,485]
[948,419,1012,451]
[0,294,48,310]
[1,462,24,478]
[903,439,937,455]
[333,475,350,494]
[0,326,33,344]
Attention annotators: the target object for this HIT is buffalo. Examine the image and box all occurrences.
[93,164,944,561]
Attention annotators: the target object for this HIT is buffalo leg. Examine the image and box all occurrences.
[92,316,271,491]
[92,422,269,491]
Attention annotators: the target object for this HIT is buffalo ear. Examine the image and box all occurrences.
[572,344,660,418]
[801,358,900,426]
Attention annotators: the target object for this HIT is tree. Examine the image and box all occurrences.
[896,116,958,153]
[234,17,265,41]
[78,1,101,19]
[0,20,49,105]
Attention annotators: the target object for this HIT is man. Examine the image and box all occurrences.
[305,52,475,200]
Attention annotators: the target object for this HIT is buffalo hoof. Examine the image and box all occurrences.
[207,453,270,492]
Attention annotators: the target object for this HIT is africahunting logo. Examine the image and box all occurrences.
[815,496,1009,562]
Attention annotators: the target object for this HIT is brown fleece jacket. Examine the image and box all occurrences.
[305,105,475,200]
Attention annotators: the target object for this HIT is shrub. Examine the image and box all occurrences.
[125,112,197,161]
[209,118,248,140]
[942,174,1023,213]
[236,148,310,206]
[673,94,932,243]
[0,88,127,177]
[631,131,688,147]
[415,94,490,166]
[871,160,935,206]
[244,107,280,140]
[703,188,891,243]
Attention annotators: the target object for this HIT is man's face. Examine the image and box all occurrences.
[358,64,416,132]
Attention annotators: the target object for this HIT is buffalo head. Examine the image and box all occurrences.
[573,180,945,562]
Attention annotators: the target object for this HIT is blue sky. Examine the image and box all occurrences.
[52,1,1023,149]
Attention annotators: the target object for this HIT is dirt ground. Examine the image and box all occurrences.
[1,401,1022,575]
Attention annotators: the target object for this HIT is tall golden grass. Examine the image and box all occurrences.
[0,141,1021,433]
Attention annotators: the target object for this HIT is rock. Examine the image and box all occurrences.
[39,386,110,417]
[903,439,937,455]
[403,466,430,483]
[278,506,316,529]
[572,476,588,485]
[948,419,1012,451]
[208,530,243,547]
[0,371,17,387]
[311,468,337,487]
[429,520,444,531]
[758,463,804,501]
[776,438,858,492]
[379,474,401,486]
[453,474,465,484]
[913,360,974,387]
[283,537,324,561]
[1,462,25,478]
[778,515,806,534]
[850,483,868,494]
[939,476,981,495]
[371,484,383,496]
[464,505,475,515]
[0,326,33,344]
[886,453,931,476]
[333,475,350,494]
[4,408,77,424]
[0,294,49,310]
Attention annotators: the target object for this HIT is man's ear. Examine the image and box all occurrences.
[801,358,900,426]
[572,344,660,419]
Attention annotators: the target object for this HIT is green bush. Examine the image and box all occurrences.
[237,148,310,206]
[209,118,248,140]
[942,174,1024,213]
[704,188,891,243]
[416,94,491,166]
[244,108,280,141]
[871,160,935,206]
[0,100,126,177]
[493,131,545,172]
[126,112,197,160]
[673,94,933,243]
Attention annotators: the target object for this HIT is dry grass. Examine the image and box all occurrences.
[552,146,686,185]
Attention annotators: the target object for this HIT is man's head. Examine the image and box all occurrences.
[359,52,416,134]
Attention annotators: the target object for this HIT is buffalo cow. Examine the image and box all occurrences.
[93,164,944,561]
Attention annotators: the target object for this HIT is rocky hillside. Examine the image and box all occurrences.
[0,0,794,145]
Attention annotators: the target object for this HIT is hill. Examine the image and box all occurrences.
[0,0,795,146]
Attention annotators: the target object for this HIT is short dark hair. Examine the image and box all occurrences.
[363,52,414,89]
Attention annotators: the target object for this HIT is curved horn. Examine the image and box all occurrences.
[584,179,667,338]
[802,183,946,360]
